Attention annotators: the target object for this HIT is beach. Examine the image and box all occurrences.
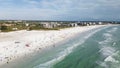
[0,25,107,66]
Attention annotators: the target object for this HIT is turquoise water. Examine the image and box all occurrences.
[53,25,120,68]
[1,25,120,68]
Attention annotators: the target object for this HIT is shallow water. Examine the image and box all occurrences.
[53,25,120,68]
[32,25,112,68]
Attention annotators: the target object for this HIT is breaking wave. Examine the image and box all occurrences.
[97,27,120,68]
[33,26,110,68]
[107,27,118,33]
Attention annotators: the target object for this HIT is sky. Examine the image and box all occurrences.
[0,0,120,21]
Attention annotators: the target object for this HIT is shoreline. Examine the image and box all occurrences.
[0,25,111,66]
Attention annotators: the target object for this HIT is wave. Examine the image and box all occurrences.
[99,46,116,57]
[33,41,84,68]
[33,26,111,68]
[103,33,112,38]
[96,50,120,68]
[107,27,118,33]
[98,33,112,46]
[104,56,119,63]
[96,61,108,68]
[96,26,120,68]
[97,48,119,68]
[98,38,112,45]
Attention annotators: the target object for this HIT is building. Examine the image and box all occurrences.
[25,23,29,26]
[41,22,52,28]
[12,28,18,31]
[40,22,60,28]
[70,23,78,27]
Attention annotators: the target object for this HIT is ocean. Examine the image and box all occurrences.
[22,25,119,68]
[1,25,120,68]
[31,25,120,68]
[52,25,120,68]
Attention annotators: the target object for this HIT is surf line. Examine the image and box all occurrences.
[34,26,111,68]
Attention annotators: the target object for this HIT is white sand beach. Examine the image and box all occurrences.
[0,25,106,65]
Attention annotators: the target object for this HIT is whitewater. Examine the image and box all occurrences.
[53,25,120,68]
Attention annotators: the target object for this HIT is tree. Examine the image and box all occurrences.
[1,25,8,31]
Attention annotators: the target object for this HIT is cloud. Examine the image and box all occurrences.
[0,0,120,20]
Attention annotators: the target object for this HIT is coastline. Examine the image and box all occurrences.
[0,25,109,66]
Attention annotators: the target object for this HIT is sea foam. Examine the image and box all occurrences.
[33,26,110,68]
[107,27,118,33]
[104,56,119,63]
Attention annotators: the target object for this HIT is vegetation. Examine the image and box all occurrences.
[0,20,120,32]
[0,22,72,32]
